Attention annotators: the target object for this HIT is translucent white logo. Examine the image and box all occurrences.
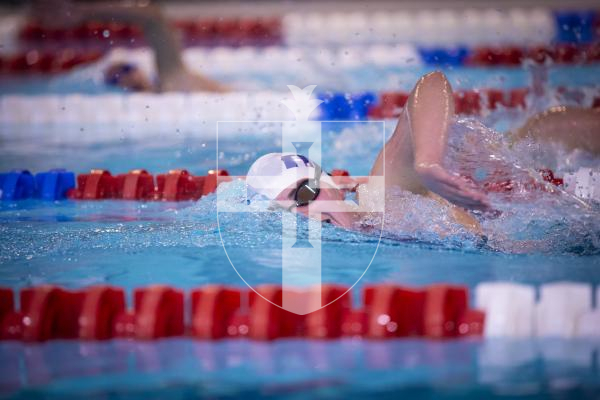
[217,85,385,314]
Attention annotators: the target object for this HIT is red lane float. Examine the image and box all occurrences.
[364,285,426,338]
[191,285,242,339]
[156,169,205,201]
[18,286,83,341]
[247,285,354,340]
[67,168,230,201]
[248,285,299,340]
[134,286,184,339]
[0,288,15,339]
[69,169,119,200]
[341,309,368,337]
[304,285,351,339]
[78,286,125,340]
[509,88,528,109]
[0,288,14,322]
[454,90,482,115]
[113,286,185,340]
[487,88,529,110]
[467,47,524,66]
[112,311,136,339]
[117,169,155,200]
[368,88,534,120]
[19,20,143,44]
[423,285,467,338]
[467,43,600,65]
[19,17,283,49]
[457,309,486,337]
[367,92,409,119]
[0,283,486,342]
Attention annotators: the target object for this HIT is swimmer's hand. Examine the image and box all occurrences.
[415,164,491,211]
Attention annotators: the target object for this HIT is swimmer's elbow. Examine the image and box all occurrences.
[411,71,454,116]
[421,71,449,84]
[410,71,451,105]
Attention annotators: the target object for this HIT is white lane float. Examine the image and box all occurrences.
[535,282,593,338]
[475,282,536,337]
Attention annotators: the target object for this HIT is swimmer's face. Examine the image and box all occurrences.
[274,179,352,226]
[104,63,152,92]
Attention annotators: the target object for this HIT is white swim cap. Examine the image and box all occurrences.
[246,152,336,200]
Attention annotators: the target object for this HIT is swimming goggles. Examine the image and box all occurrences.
[293,164,322,207]
[106,63,136,86]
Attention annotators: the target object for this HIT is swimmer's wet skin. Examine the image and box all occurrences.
[247,72,600,238]
[512,106,600,155]
[246,152,356,227]
[247,72,487,234]
[47,2,228,93]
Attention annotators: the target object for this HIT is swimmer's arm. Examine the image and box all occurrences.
[371,71,489,211]
[42,2,226,92]
[370,71,454,189]
[108,6,227,92]
[511,107,600,155]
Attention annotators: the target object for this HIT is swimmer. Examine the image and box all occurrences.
[512,106,600,155]
[31,1,226,92]
[246,72,600,234]
[514,62,600,155]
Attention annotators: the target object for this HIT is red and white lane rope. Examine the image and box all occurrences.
[0,281,597,342]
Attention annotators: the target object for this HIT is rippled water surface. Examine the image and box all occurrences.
[2,118,600,286]
[1,70,600,398]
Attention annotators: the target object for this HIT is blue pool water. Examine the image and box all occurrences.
[1,339,599,399]
[1,119,600,398]
[1,55,600,398]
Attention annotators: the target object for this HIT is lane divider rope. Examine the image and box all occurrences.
[0,283,484,342]
[2,167,597,202]
[2,88,599,128]
[16,10,600,50]
[0,169,230,201]
[1,281,597,342]
[3,42,600,77]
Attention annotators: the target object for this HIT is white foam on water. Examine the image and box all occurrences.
[445,118,600,254]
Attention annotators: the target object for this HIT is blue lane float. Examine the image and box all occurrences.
[0,170,35,200]
[0,169,75,200]
[418,47,469,66]
[35,169,76,200]
[317,92,376,120]
[554,10,597,44]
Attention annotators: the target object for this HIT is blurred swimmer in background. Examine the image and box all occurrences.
[31,0,226,92]
[247,72,600,235]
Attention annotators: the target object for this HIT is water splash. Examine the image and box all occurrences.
[444,118,600,254]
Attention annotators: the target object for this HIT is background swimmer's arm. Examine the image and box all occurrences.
[86,4,226,92]
[370,71,489,211]
[32,1,226,92]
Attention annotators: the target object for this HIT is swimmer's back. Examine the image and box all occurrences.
[513,107,600,155]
